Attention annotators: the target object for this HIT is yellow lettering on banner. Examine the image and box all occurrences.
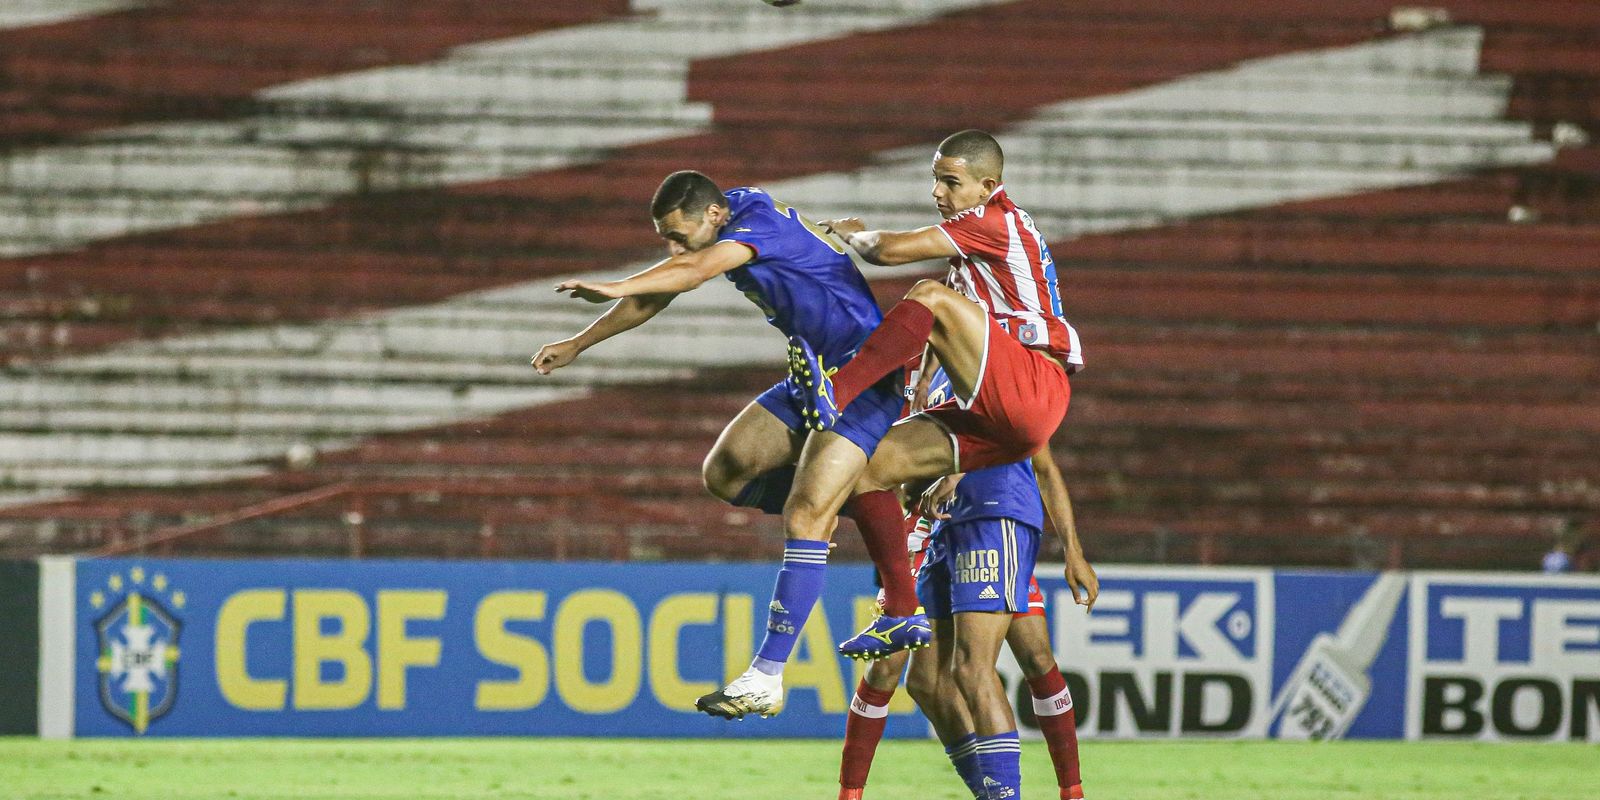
[852,597,917,714]
[553,589,642,714]
[784,600,847,713]
[376,590,446,710]
[648,593,719,709]
[214,589,287,710]
[474,591,550,711]
[293,589,373,710]
[722,594,754,684]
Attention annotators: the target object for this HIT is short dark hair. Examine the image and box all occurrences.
[651,170,724,220]
[936,130,1004,181]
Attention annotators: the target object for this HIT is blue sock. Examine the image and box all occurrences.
[945,733,983,797]
[753,539,829,667]
[974,731,1021,799]
[731,466,796,515]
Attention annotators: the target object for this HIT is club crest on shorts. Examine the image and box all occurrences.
[1019,322,1039,345]
[89,566,184,734]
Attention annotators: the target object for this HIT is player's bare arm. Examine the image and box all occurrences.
[532,292,674,375]
[535,241,752,374]
[555,240,752,302]
[1032,446,1098,610]
[821,218,958,266]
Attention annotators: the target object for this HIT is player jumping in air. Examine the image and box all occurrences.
[533,171,931,718]
[839,369,1096,800]
[688,128,1083,719]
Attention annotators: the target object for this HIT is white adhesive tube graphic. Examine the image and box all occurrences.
[1269,573,1407,740]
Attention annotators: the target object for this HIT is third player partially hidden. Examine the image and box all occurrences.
[838,366,1097,800]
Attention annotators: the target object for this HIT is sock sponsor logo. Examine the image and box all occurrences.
[1032,687,1074,717]
[981,777,1016,798]
[850,694,890,718]
[769,600,789,614]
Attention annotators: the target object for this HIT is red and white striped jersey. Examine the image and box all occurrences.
[936,187,1083,372]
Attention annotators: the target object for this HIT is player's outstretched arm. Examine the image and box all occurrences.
[1033,446,1098,610]
[532,292,674,374]
[555,241,752,301]
[535,241,754,374]
[821,218,958,266]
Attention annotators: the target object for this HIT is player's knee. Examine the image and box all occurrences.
[952,645,996,683]
[781,494,832,541]
[905,664,940,704]
[853,463,894,495]
[904,279,951,308]
[700,450,739,501]
[1015,647,1059,680]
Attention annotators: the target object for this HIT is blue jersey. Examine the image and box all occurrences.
[717,188,882,365]
[923,368,1045,529]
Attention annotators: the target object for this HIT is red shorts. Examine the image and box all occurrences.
[914,315,1070,472]
[1014,575,1046,619]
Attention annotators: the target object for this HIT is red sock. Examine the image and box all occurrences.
[845,491,918,616]
[840,680,897,790]
[1028,668,1082,792]
[832,300,935,409]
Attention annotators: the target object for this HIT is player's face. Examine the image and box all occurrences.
[931,155,996,218]
[654,205,726,255]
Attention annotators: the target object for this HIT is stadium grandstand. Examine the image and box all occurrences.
[3,4,1599,799]
[1,0,1594,570]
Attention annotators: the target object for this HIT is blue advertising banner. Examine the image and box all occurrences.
[60,558,1600,741]
[72,558,915,738]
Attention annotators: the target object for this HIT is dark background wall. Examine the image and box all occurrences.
[0,560,40,734]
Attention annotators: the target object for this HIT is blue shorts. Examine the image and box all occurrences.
[755,375,903,459]
[916,518,1040,619]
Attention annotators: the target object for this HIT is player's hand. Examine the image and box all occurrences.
[820,218,866,237]
[555,280,624,303]
[913,473,964,520]
[531,339,581,374]
[1064,549,1099,611]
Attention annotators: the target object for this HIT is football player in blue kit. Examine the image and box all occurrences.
[906,367,1096,800]
[839,367,1098,800]
[533,170,930,719]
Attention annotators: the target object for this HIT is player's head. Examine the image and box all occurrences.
[652,170,728,254]
[931,129,1004,219]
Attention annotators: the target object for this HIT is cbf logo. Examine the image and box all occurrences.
[88,566,184,734]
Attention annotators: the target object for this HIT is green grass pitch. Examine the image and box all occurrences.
[3,738,1593,799]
